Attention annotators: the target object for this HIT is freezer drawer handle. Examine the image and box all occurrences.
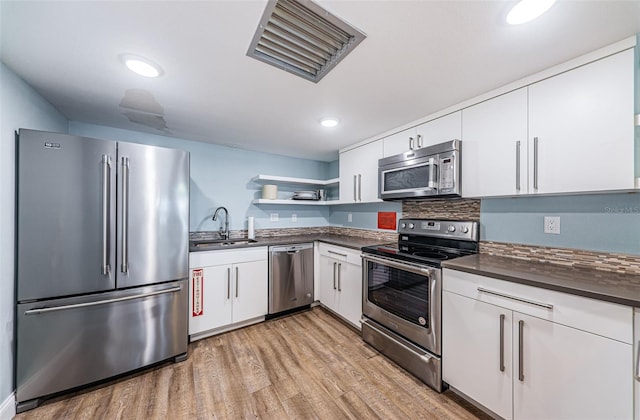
[121,156,130,273]
[24,285,182,315]
[101,155,111,276]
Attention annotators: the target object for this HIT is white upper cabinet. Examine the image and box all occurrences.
[346,42,636,199]
[415,111,462,147]
[528,48,635,194]
[461,88,528,197]
[339,140,383,203]
[462,48,634,197]
[382,127,416,157]
[382,112,462,158]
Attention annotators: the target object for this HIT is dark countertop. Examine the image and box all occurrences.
[442,254,640,308]
[189,234,390,253]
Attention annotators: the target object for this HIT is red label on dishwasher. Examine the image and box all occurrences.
[192,269,204,317]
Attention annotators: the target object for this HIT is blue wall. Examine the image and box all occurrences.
[329,202,402,231]
[69,122,333,232]
[0,63,69,405]
[481,193,640,255]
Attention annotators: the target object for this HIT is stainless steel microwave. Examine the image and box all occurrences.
[378,140,461,200]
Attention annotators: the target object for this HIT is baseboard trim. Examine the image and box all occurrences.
[0,392,15,420]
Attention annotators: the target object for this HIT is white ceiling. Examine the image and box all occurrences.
[2,1,640,161]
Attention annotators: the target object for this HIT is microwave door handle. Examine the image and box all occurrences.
[428,158,437,189]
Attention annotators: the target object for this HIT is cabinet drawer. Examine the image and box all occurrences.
[318,243,361,266]
[443,268,632,343]
[189,247,268,268]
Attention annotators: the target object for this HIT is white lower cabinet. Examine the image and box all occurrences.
[443,268,633,420]
[634,309,640,420]
[188,247,268,340]
[443,292,513,418]
[318,243,362,328]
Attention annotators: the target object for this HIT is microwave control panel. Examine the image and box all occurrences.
[440,156,455,191]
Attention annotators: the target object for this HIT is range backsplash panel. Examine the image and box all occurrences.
[402,198,481,221]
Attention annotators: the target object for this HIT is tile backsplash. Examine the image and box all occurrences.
[481,241,640,275]
[402,198,481,221]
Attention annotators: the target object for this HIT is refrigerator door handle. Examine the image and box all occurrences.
[121,156,130,273]
[24,285,182,315]
[101,155,111,275]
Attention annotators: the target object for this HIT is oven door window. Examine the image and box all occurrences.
[367,260,430,328]
[381,163,434,194]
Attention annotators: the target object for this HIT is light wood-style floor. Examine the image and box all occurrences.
[17,307,489,419]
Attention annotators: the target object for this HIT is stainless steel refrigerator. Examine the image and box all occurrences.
[15,129,189,412]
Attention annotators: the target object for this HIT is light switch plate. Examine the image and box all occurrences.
[347,213,353,222]
[291,214,297,222]
[544,216,560,234]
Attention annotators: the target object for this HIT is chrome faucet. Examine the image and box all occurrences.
[212,207,229,240]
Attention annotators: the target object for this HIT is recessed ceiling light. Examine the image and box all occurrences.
[320,118,339,128]
[121,54,162,78]
[506,0,556,25]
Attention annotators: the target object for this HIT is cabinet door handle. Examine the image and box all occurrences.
[328,250,347,258]
[357,174,362,201]
[477,287,553,310]
[635,341,640,381]
[515,140,521,191]
[227,268,231,300]
[333,262,337,290]
[533,137,539,190]
[353,175,357,201]
[417,134,423,148]
[338,263,342,291]
[518,319,525,382]
[499,314,505,372]
[409,137,415,150]
[235,267,239,298]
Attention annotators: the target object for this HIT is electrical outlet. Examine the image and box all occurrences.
[347,213,353,223]
[544,216,560,234]
[291,214,297,222]
[270,213,279,222]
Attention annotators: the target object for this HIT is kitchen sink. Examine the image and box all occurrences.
[191,238,258,248]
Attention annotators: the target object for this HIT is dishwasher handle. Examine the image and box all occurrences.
[269,243,314,253]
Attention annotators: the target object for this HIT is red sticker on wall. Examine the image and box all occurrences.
[378,212,397,230]
[192,268,204,317]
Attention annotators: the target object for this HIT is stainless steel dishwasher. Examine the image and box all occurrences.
[268,243,314,314]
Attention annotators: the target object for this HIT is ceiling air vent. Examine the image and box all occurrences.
[247,0,366,83]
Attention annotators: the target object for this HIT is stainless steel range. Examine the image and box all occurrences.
[361,218,479,392]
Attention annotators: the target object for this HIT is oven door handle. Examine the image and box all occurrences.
[362,254,437,276]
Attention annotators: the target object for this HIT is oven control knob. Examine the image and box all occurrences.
[447,225,456,232]
[461,226,469,234]
[401,223,406,229]
[408,223,415,229]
